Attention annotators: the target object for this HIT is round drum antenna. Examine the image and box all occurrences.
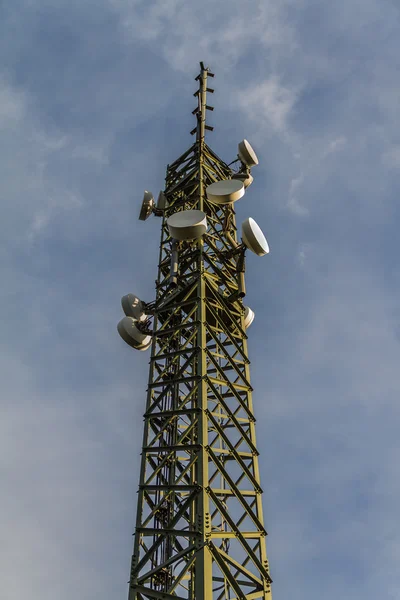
[206,180,245,205]
[167,210,207,240]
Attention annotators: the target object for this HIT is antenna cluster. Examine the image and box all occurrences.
[120,66,269,351]
[117,294,151,351]
[117,63,273,600]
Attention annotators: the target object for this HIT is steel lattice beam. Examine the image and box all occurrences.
[127,63,272,600]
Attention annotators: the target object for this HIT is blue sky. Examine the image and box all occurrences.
[1,1,400,598]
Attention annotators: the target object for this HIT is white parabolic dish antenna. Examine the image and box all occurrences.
[117,316,152,351]
[206,180,245,205]
[241,217,269,256]
[238,139,259,168]
[167,210,207,240]
[243,305,255,328]
[121,294,146,321]
[139,191,155,221]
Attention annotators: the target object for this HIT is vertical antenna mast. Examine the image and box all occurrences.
[194,61,214,145]
[119,62,272,600]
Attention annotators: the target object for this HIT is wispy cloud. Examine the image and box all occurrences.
[287,173,308,215]
[238,77,300,136]
[0,77,26,123]
[111,0,297,73]
[323,135,347,156]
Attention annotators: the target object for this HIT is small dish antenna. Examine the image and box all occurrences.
[139,191,155,221]
[243,305,255,328]
[121,294,147,321]
[117,316,152,351]
[206,180,245,205]
[238,140,259,168]
[241,217,269,256]
[232,171,254,189]
[167,210,207,240]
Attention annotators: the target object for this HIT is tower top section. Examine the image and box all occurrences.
[190,61,215,143]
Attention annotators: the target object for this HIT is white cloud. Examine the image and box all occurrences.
[285,135,348,216]
[0,79,110,244]
[27,190,84,240]
[111,0,297,73]
[297,242,311,266]
[0,78,26,124]
[287,173,309,216]
[323,135,347,156]
[238,77,299,136]
[262,253,400,593]
[70,142,109,164]
[0,349,143,600]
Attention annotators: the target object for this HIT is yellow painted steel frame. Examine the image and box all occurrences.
[128,63,272,600]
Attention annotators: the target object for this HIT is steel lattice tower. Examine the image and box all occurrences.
[123,62,272,600]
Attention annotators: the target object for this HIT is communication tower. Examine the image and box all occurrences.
[118,62,272,600]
